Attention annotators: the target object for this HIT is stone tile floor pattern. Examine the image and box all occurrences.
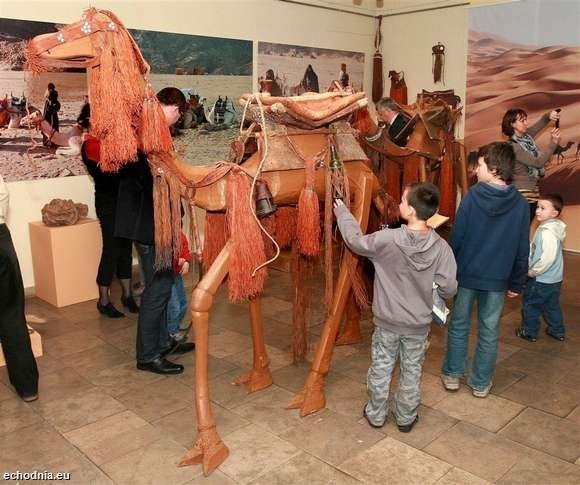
[1,252,579,484]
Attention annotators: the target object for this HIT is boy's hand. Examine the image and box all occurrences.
[506,290,519,298]
[333,198,345,209]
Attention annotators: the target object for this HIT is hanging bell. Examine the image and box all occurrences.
[254,179,277,218]
[330,144,343,170]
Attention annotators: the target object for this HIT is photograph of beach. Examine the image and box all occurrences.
[0,18,88,182]
[0,17,252,182]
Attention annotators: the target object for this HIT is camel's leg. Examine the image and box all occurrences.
[233,297,273,392]
[335,292,362,346]
[288,171,374,416]
[179,243,231,475]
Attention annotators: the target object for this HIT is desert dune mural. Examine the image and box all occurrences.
[466,32,580,157]
[466,0,580,250]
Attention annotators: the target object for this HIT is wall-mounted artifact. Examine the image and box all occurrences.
[372,17,383,103]
[41,199,88,226]
[388,70,407,105]
[432,42,446,84]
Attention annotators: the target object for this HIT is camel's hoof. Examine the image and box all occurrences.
[179,431,229,476]
[335,329,362,346]
[233,368,273,393]
[287,387,325,416]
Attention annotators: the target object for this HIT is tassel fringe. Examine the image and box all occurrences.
[152,173,172,270]
[226,172,268,302]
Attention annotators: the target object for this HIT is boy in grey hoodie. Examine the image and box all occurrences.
[516,193,567,342]
[334,182,457,432]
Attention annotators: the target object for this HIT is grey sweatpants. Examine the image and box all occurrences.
[364,326,428,426]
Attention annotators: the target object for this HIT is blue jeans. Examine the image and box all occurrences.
[167,275,188,335]
[442,287,505,391]
[135,243,174,363]
[522,279,565,338]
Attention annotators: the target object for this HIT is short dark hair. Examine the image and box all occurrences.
[540,193,564,215]
[467,150,479,173]
[501,108,527,137]
[477,141,515,183]
[405,182,439,221]
[156,87,186,112]
[47,82,55,90]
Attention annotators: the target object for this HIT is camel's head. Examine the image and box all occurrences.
[25,8,172,171]
[26,9,125,71]
[349,105,378,138]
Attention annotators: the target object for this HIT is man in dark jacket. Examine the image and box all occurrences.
[441,142,529,398]
[376,97,412,147]
[115,87,194,375]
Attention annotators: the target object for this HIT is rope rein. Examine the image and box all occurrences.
[243,94,281,277]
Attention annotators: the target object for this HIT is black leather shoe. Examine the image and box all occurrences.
[136,357,184,375]
[97,302,125,318]
[162,339,196,357]
[397,415,419,433]
[121,295,139,313]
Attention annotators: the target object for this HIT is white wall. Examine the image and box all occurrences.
[381,5,468,136]
[0,0,375,290]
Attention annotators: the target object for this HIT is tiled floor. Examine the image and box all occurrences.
[1,252,579,484]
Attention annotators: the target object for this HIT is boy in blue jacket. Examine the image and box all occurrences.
[516,194,567,342]
[442,142,529,398]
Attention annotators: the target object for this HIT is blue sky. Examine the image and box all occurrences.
[469,0,580,47]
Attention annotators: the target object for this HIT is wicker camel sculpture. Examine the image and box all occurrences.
[26,9,401,475]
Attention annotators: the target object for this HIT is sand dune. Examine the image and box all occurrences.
[465,31,580,157]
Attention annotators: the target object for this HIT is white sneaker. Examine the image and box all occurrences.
[471,382,492,398]
[441,374,460,391]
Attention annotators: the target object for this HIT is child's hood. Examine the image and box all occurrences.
[470,182,522,216]
[392,226,442,271]
[538,218,567,241]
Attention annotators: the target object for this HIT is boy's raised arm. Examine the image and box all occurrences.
[333,203,379,260]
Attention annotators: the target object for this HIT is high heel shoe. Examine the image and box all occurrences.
[121,295,139,313]
[97,302,125,318]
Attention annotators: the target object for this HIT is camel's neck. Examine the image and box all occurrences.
[354,112,380,139]
[162,155,228,211]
